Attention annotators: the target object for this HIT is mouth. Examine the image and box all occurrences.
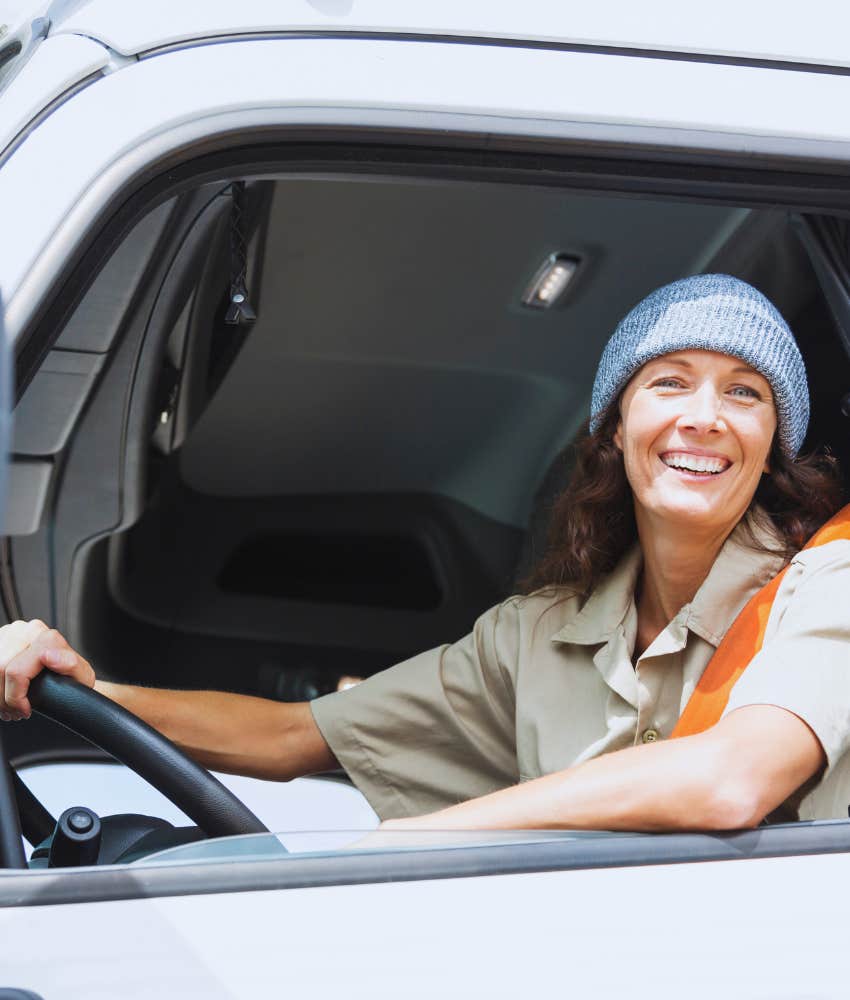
[660,451,732,478]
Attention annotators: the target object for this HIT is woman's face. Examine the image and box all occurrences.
[614,349,778,537]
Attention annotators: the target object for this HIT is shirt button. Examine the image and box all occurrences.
[641,728,660,744]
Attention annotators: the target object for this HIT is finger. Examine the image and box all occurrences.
[0,620,50,713]
[3,629,62,716]
[0,620,37,664]
[31,628,69,654]
[4,666,31,718]
[40,646,79,673]
[22,619,48,644]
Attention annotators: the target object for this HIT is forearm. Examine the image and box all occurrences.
[386,736,735,833]
[386,705,825,833]
[94,680,337,781]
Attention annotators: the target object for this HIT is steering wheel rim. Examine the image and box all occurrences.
[28,672,269,838]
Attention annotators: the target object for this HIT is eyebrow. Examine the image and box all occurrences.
[652,356,764,378]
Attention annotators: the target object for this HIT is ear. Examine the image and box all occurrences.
[613,419,624,453]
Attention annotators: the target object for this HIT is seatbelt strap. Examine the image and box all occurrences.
[670,503,850,739]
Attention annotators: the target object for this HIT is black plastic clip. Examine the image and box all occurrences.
[224,280,257,325]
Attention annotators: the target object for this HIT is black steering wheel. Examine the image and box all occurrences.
[26,672,269,840]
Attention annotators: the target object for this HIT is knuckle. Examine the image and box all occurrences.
[25,619,49,641]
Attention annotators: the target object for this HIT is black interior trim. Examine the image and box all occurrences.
[10,770,54,847]
[793,215,850,364]
[0,732,26,869]
[3,820,850,907]
[0,538,22,621]
[137,29,850,79]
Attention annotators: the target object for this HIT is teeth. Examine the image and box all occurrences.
[662,453,729,474]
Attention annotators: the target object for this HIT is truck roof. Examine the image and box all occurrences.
[17,0,850,69]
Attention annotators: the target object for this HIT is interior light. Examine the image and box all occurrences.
[521,254,580,310]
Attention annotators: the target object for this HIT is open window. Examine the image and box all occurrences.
[5,146,850,712]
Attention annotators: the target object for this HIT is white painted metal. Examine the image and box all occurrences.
[1,848,847,997]
[0,32,106,151]
[4,37,850,343]
[52,0,850,68]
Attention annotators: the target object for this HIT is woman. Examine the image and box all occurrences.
[1,274,848,831]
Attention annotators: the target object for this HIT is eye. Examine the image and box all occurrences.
[652,376,685,389]
[728,384,761,400]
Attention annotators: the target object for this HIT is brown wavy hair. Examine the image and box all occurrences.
[524,401,845,600]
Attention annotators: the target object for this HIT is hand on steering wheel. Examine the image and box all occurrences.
[0,620,268,839]
[0,620,93,721]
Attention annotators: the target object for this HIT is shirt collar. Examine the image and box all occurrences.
[550,546,642,646]
[684,510,787,647]
[550,509,787,650]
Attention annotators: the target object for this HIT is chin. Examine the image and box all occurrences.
[648,492,741,532]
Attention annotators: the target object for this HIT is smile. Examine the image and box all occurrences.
[661,452,731,476]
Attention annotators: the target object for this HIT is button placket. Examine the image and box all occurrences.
[633,612,688,745]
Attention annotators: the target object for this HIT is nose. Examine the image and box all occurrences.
[677,382,725,435]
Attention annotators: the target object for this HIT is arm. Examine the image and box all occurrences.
[0,621,337,781]
[382,704,825,832]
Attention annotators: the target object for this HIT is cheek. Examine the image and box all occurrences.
[741,417,776,475]
[617,406,668,473]
[617,395,654,449]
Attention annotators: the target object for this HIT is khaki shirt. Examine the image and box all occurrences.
[311,514,850,823]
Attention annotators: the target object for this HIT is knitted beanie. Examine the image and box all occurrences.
[589,274,809,456]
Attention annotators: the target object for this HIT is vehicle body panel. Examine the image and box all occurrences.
[0,32,106,153]
[1,850,848,998]
[53,0,850,69]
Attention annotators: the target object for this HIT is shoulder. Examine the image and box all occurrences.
[773,538,850,615]
[478,589,584,644]
[788,538,850,575]
[768,537,850,637]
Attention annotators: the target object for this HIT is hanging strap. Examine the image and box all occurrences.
[224,181,257,326]
[671,503,850,739]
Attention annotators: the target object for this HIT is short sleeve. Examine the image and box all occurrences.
[310,599,521,820]
[723,540,850,774]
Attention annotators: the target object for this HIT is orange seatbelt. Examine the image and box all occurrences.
[670,503,850,739]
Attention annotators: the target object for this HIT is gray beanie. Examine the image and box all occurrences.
[590,273,809,457]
